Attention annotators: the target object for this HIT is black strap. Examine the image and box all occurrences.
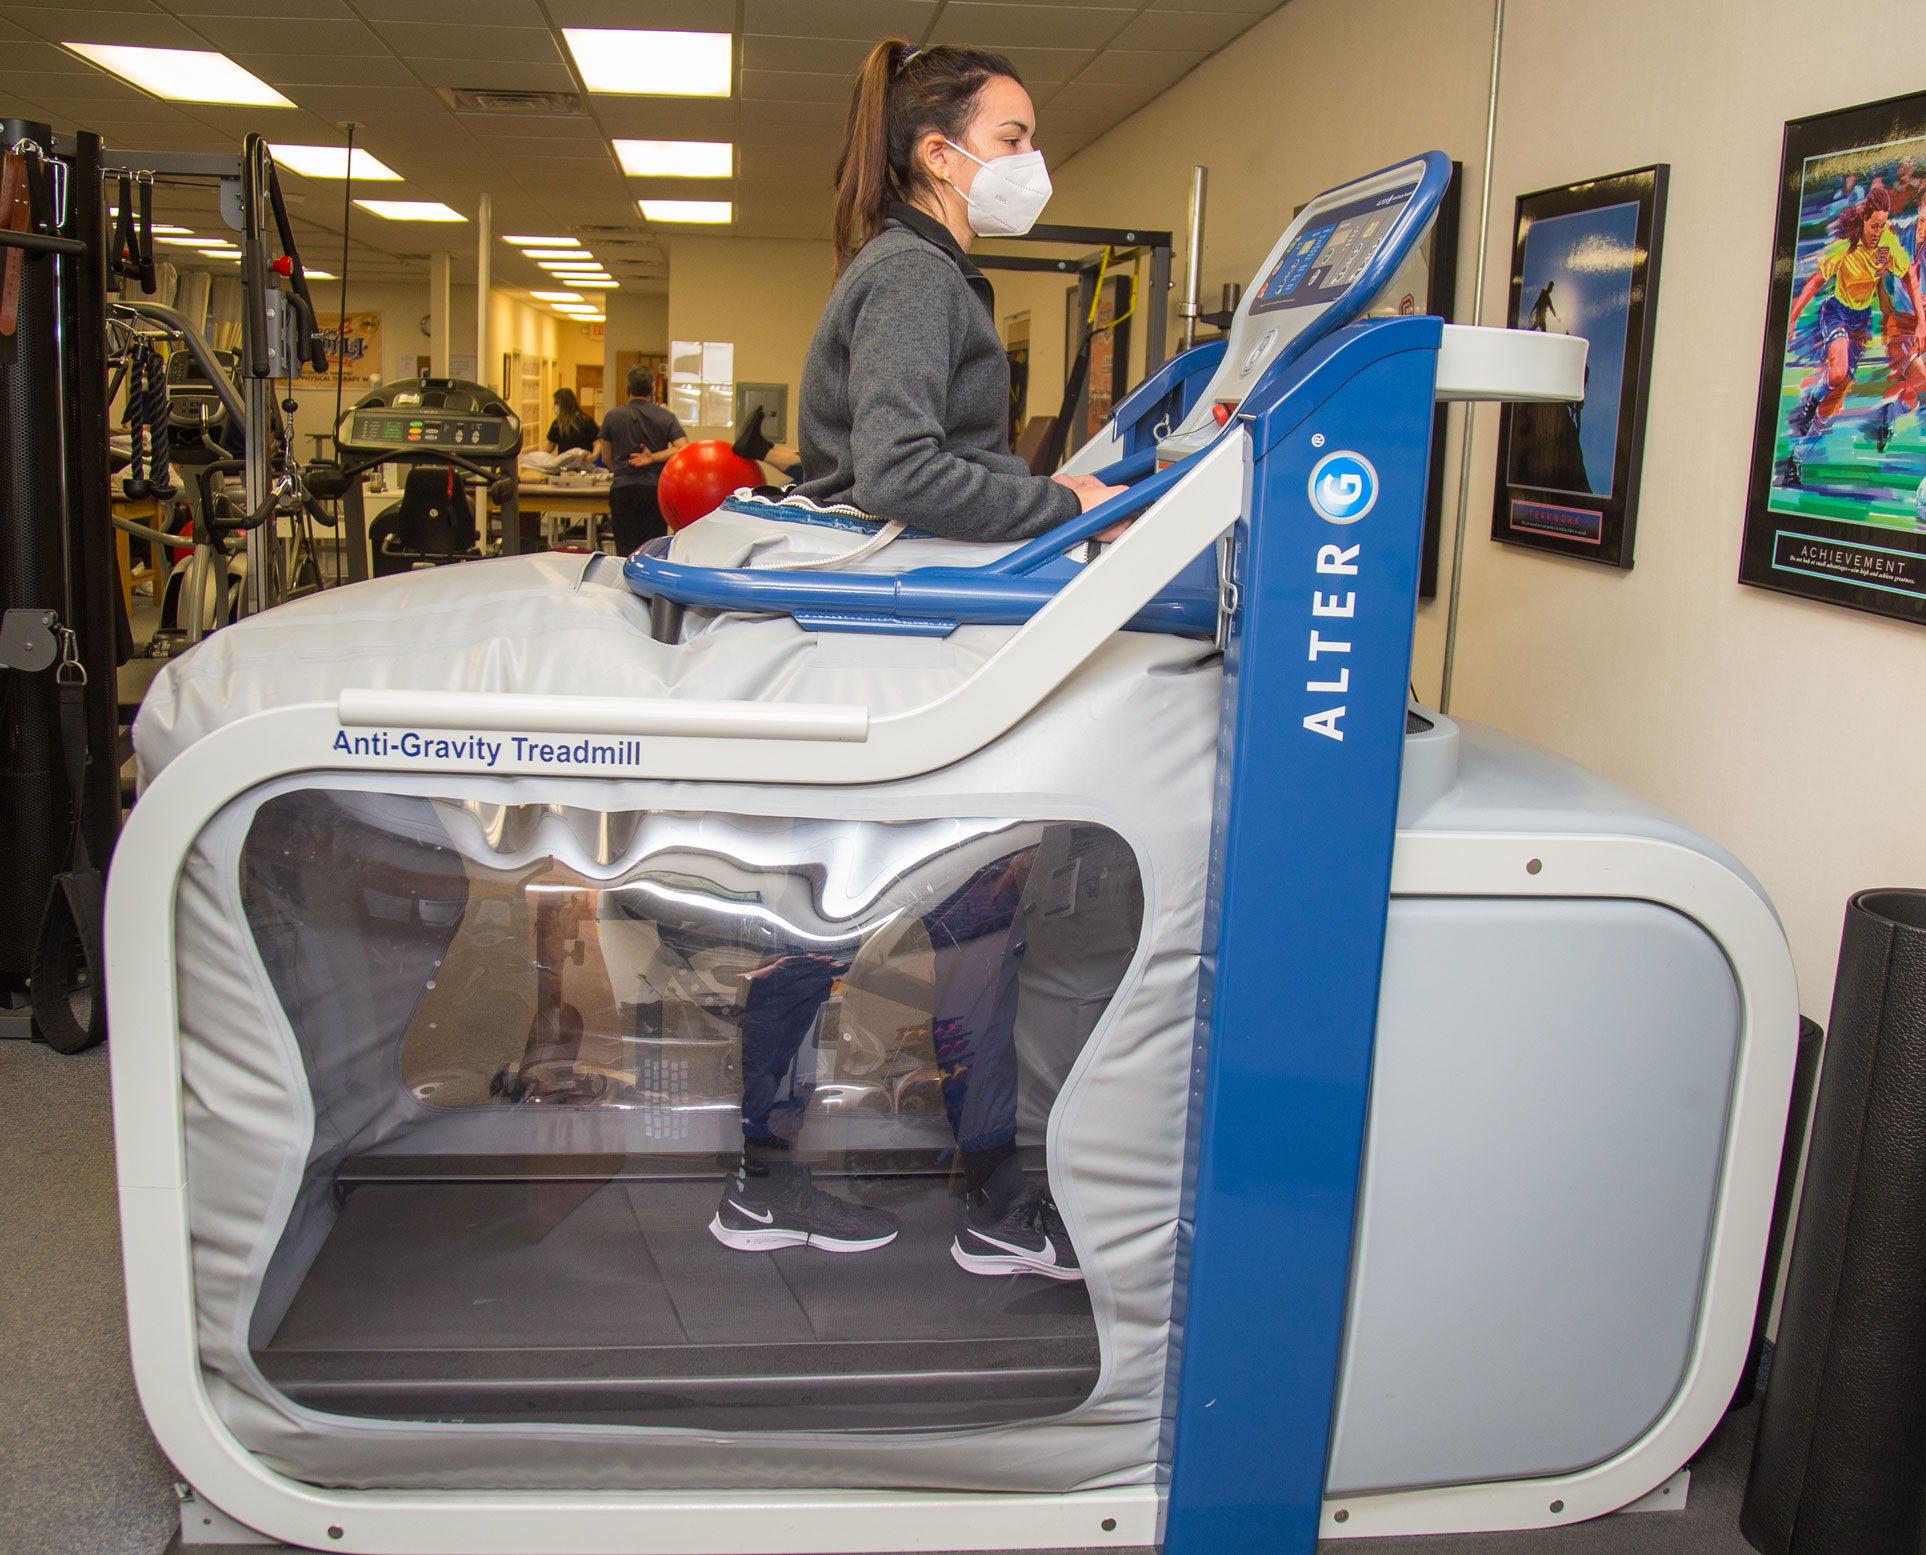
[136,173,157,293]
[54,677,90,875]
[113,172,141,282]
[31,677,106,1052]
[1040,328,1095,474]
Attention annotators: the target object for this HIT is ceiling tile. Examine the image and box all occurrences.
[625,174,735,201]
[1109,9,1260,50]
[406,59,575,90]
[461,114,605,141]
[743,0,935,38]
[738,141,837,178]
[931,5,1134,50]
[545,0,735,25]
[372,21,565,65]
[1075,46,1206,86]
[1147,0,1285,12]
[1044,78,1155,117]
[737,98,843,129]
[741,34,873,75]
[589,98,736,137]
[6,8,206,46]
[173,0,352,13]
[235,54,421,89]
[355,0,543,17]
[734,123,841,152]
[991,45,1096,80]
[740,68,855,104]
[179,15,385,54]
[0,0,158,9]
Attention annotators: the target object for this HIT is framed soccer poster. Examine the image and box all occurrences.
[1741,91,1926,622]
[1491,166,1668,568]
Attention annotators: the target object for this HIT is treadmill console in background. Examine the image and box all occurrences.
[335,376,523,464]
[1157,153,1447,465]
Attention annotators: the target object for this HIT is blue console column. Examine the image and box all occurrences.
[1164,317,1443,1553]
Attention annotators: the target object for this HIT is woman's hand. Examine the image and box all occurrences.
[1052,472,1133,540]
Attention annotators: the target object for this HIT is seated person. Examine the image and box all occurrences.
[545,388,599,456]
[788,38,1126,539]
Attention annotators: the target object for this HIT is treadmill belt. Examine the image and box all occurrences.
[256,1173,1099,1431]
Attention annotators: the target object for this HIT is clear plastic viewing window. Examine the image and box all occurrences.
[235,791,1144,1433]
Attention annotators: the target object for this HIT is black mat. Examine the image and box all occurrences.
[257,1173,1098,1431]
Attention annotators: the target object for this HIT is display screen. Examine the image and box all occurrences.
[349,412,510,451]
[1252,182,1418,315]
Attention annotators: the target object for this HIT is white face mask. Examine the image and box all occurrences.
[943,138,1052,237]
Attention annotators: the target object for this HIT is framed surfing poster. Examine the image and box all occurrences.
[1491,165,1668,568]
[1741,91,1926,623]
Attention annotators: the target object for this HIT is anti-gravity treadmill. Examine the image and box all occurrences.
[111,152,1800,1555]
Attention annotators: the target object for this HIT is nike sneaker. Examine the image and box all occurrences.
[951,1157,1084,1281]
[1788,389,1823,440]
[708,1161,899,1253]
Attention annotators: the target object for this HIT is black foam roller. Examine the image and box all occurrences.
[1743,889,1926,1555]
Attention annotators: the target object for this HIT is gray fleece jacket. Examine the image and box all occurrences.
[793,203,1080,541]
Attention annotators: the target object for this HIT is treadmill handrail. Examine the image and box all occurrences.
[335,428,1248,753]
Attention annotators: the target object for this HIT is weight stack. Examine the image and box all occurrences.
[0,118,70,1007]
[1743,889,1926,1555]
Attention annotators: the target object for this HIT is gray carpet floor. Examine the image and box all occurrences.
[0,1030,1762,1555]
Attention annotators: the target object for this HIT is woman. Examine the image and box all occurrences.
[790,39,1126,538]
[709,41,1120,1276]
[545,387,599,456]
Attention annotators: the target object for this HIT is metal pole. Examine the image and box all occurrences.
[239,135,275,619]
[428,251,451,378]
[1147,241,1171,372]
[1180,166,1206,351]
[475,191,491,381]
[1438,0,1505,714]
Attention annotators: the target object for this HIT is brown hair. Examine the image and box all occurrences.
[832,38,1023,274]
[1837,183,1893,250]
[552,386,594,440]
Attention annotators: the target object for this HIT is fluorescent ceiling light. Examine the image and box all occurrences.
[640,199,731,224]
[522,248,590,260]
[304,269,336,279]
[154,234,214,247]
[504,234,578,246]
[355,200,465,222]
[613,139,732,178]
[540,261,602,271]
[197,249,240,259]
[562,29,731,97]
[530,290,584,302]
[268,144,402,181]
[65,43,294,107]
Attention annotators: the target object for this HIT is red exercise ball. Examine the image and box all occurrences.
[657,440,762,530]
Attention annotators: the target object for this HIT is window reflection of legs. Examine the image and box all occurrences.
[710,949,900,1253]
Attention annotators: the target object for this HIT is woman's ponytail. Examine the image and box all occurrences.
[832,39,907,275]
[831,38,1022,275]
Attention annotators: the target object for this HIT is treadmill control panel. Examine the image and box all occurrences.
[350,411,512,452]
[1157,153,1445,463]
[336,376,523,462]
[1252,182,1417,314]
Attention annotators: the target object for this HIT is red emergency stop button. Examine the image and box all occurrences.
[272,255,293,276]
[1212,401,1240,426]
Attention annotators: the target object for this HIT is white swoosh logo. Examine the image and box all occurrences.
[728,1200,774,1224]
[974,1229,1056,1265]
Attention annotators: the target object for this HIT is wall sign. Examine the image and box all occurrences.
[301,311,383,388]
[1741,90,1926,623]
[1491,166,1668,569]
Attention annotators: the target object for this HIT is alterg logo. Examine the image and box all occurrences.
[1308,450,1378,524]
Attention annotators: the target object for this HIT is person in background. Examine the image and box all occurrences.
[545,387,599,455]
[595,365,689,553]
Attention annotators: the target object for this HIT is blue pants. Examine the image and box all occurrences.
[738,849,1034,1152]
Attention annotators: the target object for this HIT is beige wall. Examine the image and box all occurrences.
[1051,0,1923,1014]
[1448,0,1926,1015]
[602,291,671,404]
[1038,0,1497,682]
[666,235,835,440]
